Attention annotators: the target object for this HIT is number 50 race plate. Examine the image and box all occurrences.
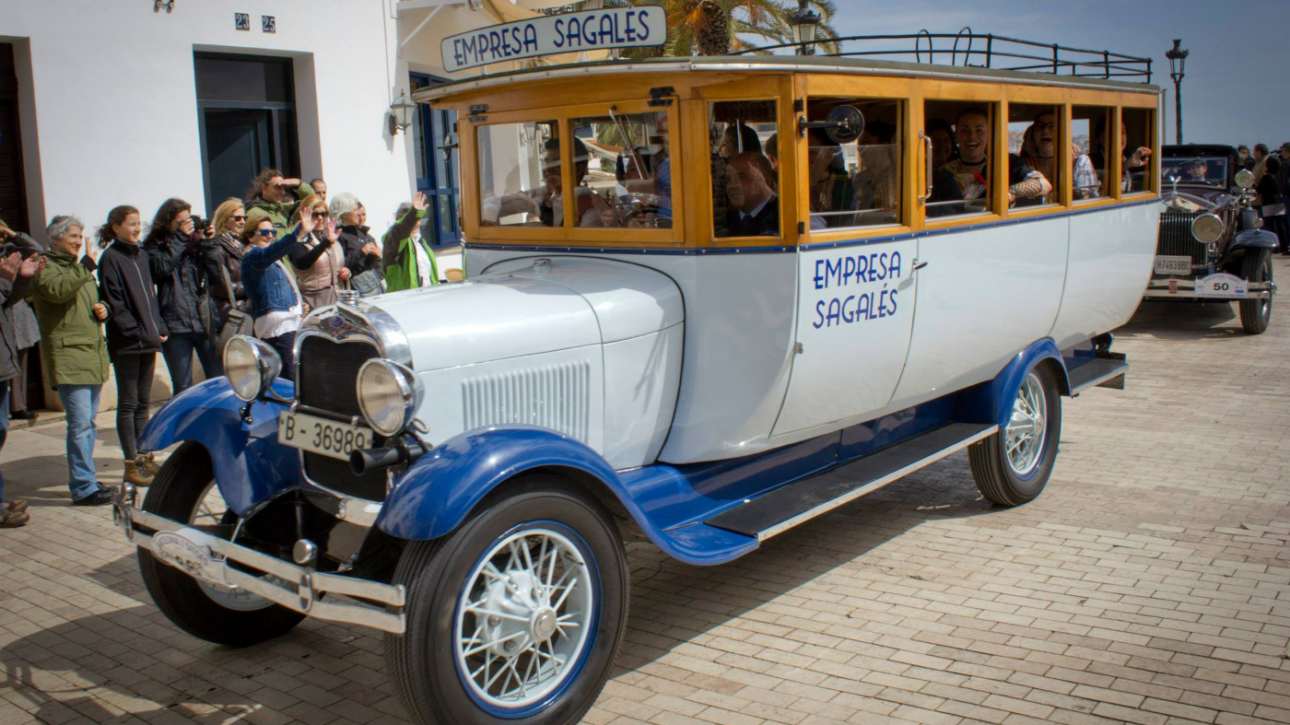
[279,410,371,461]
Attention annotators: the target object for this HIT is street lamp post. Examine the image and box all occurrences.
[1165,39,1188,145]
[788,0,820,56]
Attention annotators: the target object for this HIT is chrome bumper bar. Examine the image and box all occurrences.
[1145,279,1276,300]
[112,486,406,634]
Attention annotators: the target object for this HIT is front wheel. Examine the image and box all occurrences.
[969,364,1063,507]
[1239,249,1273,334]
[138,442,305,646]
[387,476,628,725]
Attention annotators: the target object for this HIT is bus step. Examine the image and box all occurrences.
[1068,356,1128,394]
[703,422,996,541]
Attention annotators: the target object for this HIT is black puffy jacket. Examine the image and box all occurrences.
[144,231,207,335]
[98,241,168,356]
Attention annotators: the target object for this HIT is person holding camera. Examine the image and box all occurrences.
[0,219,44,422]
[200,198,250,324]
[0,246,42,527]
[99,205,166,486]
[28,216,114,506]
[144,198,221,398]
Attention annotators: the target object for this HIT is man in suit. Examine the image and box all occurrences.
[725,152,779,237]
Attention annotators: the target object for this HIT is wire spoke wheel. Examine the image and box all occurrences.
[1004,371,1048,476]
[454,527,596,711]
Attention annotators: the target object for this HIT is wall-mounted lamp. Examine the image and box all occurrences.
[154,0,175,12]
[388,92,416,136]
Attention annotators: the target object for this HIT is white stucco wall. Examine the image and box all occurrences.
[0,0,415,239]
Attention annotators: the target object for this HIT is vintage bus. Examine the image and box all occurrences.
[116,30,1163,725]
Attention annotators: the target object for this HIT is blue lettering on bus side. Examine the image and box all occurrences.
[524,23,539,52]
[553,19,565,48]
[624,11,637,42]
[567,18,582,48]
[636,10,650,40]
[582,15,597,45]
[808,250,903,328]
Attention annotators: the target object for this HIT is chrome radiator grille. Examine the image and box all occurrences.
[297,334,387,500]
[1155,210,1209,272]
[463,362,591,443]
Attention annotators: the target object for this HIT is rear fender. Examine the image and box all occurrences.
[954,339,1070,430]
[378,426,647,542]
[138,378,299,515]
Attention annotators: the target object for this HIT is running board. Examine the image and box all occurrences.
[704,422,997,542]
[1067,354,1127,394]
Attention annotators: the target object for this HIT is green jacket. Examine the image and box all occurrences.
[382,208,439,293]
[28,251,110,387]
[246,181,315,233]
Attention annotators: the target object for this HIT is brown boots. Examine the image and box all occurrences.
[124,457,154,486]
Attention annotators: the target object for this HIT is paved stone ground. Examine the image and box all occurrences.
[1,260,1289,725]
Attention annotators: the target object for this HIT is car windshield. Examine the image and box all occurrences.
[1162,157,1229,188]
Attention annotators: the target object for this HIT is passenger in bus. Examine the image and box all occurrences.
[1072,142,1100,199]
[853,121,899,224]
[719,124,763,160]
[1090,118,1152,193]
[807,128,856,229]
[538,137,614,228]
[943,108,1051,206]
[725,152,779,237]
[928,119,956,168]
[1020,111,1059,204]
[764,133,780,172]
[655,115,673,219]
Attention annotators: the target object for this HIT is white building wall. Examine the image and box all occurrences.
[0,0,414,235]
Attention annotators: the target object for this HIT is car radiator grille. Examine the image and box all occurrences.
[1156,210,1208,273]
[296,335,388,501]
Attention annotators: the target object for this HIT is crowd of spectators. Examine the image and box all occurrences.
[0,169,443,525]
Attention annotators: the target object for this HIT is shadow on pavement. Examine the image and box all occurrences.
[1116,300,1251,341]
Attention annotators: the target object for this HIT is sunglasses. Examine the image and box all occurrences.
[255,229,276,237]
[231,215,247,222]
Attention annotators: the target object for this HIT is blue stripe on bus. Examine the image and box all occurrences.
[466,197,1160,256]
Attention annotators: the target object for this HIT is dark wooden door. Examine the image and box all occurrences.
[0,44,28,235]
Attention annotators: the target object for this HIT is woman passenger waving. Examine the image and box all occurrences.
[942,108,1051,207]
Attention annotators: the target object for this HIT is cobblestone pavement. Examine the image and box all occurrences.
[2,260,1289,725]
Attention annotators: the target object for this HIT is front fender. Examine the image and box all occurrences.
[378,426,632,541]
[138,378,299,515]
[1230,228,1279,251]
[954,339,1070,430]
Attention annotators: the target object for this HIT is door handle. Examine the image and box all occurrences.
[920,132,933,205]
[913,260,929,271]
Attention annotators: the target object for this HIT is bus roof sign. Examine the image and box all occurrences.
[441,5,667,73]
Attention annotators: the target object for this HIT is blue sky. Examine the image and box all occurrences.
[827,0,1286,148]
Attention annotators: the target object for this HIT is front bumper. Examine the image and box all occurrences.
[112,486,407,634]
[1144,277,1276,300]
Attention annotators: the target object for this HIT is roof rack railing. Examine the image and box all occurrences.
[738,28,1153,84]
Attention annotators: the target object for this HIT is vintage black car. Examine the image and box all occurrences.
[1144,144,1277,333]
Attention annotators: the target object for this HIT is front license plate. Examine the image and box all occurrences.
[1154,255,1193,276]
[279,411,371,461]
[1196,272,1248,298]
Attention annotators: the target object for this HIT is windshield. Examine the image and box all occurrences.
[1162,156,1229,187]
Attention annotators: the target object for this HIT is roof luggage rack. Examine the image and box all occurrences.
[739,28,1154,83]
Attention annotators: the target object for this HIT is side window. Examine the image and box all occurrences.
[1122,108,1155,193]
[477,120,560,227]
[569,110,672,229]
[1073,106,1113,201]
[925,100,996,219]
[1008,103,1061,208]
[806,98,902,230]
[709,100,779,239]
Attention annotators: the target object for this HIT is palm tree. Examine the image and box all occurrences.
[617,0,838,57]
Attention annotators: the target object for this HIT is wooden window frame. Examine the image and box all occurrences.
[921,87,1007,232]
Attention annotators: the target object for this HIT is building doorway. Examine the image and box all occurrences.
[411,73,461,248]
[195,54,300,210]
[0,43,29,236]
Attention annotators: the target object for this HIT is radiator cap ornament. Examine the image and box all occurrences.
[338,289,360,305]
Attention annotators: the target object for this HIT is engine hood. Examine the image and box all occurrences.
[365,256,684,372]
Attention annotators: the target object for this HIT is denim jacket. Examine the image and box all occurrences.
[241,229,302,318]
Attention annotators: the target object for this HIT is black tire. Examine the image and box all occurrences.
[387,475,628,725]
[1239,249,1273,335]
[138,442,305,646]
[969,363,1063,507]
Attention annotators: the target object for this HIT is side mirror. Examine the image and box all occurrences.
[1235,169,1255,189]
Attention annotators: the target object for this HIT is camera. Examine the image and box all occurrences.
[191,216,211,234]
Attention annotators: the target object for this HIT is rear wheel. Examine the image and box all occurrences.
[1239,249,1273,334]
[387,476,628,725]
[969,364,1062,507]
[138,442,305,646]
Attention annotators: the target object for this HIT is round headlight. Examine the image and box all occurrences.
[1191,213,1224,245]
[223,336,282,402]
[356,360,422,437]
[1235,169,1255,190]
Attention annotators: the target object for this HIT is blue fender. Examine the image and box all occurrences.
[953,339,1070,430]
[138,377,300,515]
[377,426,631,540]
[1230,229,1279,251]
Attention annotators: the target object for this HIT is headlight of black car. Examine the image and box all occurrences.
[1191,214,1224,245]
